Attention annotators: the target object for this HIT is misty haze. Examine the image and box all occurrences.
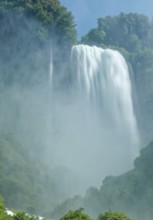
[0,1,153,220]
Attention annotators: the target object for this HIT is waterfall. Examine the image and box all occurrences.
[49,41,53,83]
[51,44,139,189]
[71,45,139,146]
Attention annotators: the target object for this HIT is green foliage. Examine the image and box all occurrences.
[134,141,153,176]
[14,211,39,220]
[81,13,152,52]
[0,0,76,44]
[92,141,153,219]
[0,196,5,212]
[0,196,49,219]
[97,211,132,220]
[60,208,92,220]
[0,200,134,220]
[51,142,153,220]
[0,212,13,220]
[131,48,153,77]
[81,28,105,46]
[0,134,60,215]
[50,195,83,220]
[0,0,76,86]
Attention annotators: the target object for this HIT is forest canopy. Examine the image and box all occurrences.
[0,0,77,85]
[0,0,77,44]
[81,13,153,52]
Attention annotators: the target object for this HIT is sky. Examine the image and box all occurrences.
[60,0,153,38]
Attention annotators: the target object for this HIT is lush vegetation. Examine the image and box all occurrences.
[0,132,84,215]
[0,0,76,85]
[0,197,133,220]
[97,211,132,220]
[50,142,153,220]
[0,134,60,214]
[0,195,45,219]
[81,13,153,51]
[0,0,76,44]
[60,208,92,220]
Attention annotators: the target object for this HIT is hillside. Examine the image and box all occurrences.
[0,0,77,215]
[50,141,153,220]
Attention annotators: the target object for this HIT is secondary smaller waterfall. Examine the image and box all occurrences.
[49,42,53,83]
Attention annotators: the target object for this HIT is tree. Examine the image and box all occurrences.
[0,0,77,45]
[60,208,92,220]
[81,28,105,46]
[81,13,153,52]
[97,211,132,220]
[0,0,77,86]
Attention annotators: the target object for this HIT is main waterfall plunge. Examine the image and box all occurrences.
[3,44,140,199]
[50,44,139,190]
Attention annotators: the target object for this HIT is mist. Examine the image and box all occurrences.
[50,45,139,189]
[0,9,144,217]
[1,40,139,188]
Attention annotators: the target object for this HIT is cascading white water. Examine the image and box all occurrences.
[49,41,53,83]
[71,45,139,148]
[51,44,139,190]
